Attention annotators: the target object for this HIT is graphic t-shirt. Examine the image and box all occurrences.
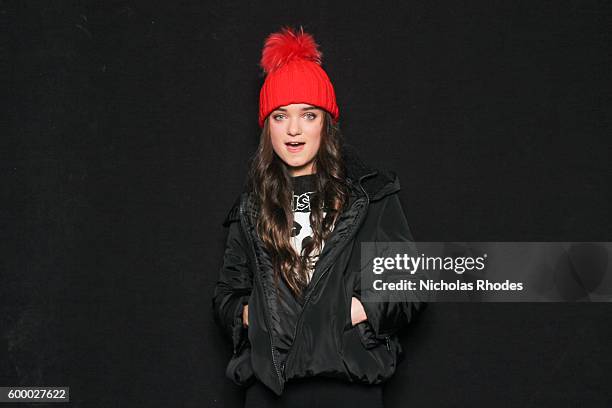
[290,174,328,284]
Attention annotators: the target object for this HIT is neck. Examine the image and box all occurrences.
[289,162,315,177]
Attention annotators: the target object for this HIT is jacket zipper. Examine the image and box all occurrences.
[282,171,378,380]
[239,196,284,389]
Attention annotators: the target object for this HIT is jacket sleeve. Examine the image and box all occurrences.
[357,192,428,339]
[212,200,253,354]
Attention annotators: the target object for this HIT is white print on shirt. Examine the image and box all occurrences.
[293,191,312,212]
[290,191,327,283]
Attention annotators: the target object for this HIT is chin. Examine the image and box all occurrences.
[276,150,316,171]
[283,157,308,168]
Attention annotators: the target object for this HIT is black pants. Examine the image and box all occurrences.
[244,377,384,408]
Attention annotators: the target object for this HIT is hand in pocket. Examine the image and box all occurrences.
[242,304,249,327]
[350,297,368,326]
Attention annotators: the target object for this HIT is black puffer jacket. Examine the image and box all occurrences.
[212,145,426,396]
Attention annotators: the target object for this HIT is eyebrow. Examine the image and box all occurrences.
[273,106,318,112]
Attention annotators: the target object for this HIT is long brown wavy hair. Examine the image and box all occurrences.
[247,111,350,300]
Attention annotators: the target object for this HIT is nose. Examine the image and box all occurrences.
[287,117,302,136]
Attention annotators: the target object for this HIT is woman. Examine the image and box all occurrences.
[213,26,425,408]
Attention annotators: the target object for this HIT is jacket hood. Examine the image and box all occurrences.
[341,143,400,202]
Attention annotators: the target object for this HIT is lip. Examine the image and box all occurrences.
[285,142,305,153]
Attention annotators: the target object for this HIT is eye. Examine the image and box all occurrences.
[304,112,317,120]
[272,113,286,121]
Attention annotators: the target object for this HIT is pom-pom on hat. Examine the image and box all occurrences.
[258,26,339,128]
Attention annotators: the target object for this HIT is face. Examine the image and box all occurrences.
[268,103,324,177]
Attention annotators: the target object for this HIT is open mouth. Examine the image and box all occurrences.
[285,141,305,153]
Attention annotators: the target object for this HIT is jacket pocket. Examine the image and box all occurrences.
[341,324,398,384]
[225,342,255,387]
[354,321,391,352]
[347,291,391,352]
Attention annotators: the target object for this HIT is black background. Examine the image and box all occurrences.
[4,0,612,407]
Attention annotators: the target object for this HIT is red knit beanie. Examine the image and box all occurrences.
[258,26,339,128]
